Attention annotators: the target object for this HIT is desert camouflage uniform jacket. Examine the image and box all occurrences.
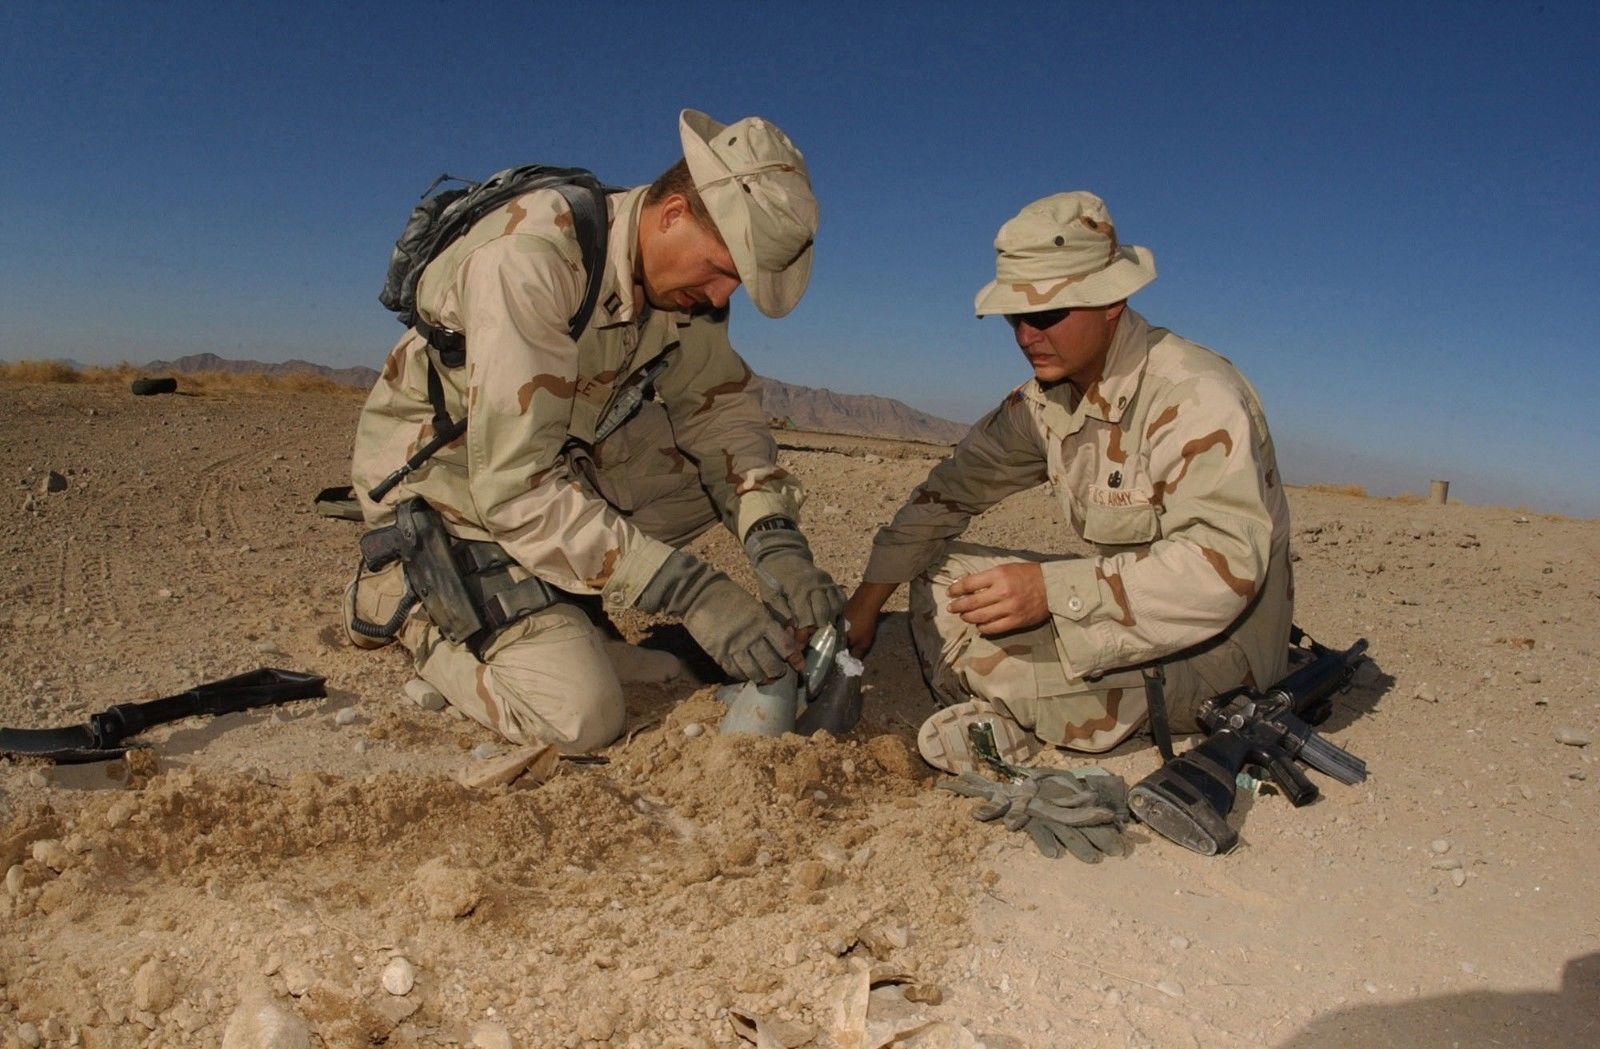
[351,185,802,610]
[864,308,1292,689]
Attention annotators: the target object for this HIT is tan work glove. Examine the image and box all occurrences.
[744,521,846,633]
[636,550,799,682]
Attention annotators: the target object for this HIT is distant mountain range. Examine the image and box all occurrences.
[135,352,969,446]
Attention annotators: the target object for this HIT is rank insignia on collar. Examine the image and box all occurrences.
[1107,471,1122,489]
[604,291,623,316]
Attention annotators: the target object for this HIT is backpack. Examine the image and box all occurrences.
[366,165,621,503]
[378,164,618,364]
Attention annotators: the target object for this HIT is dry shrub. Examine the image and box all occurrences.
[1302,482,1370,498]
[0,360,85,384]
[0,359,362,397]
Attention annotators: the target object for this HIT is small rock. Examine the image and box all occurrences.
[333,708,357,726]
[627,966,661,983]
[1451,869,1468,888]
[793,860,828,891]
[26,770,48,788]
[157,587,174,600]
[1429,839,1451,855]
[133,957,177,1013]
[220,993,312,1049]
[1155,979,1185,999]
[1430,858,1463,871]
[5,864,26,896]
[862,453,883,463]
[403,677,448,712]
[470,1022,515,1049]
[1519,670,1543,684]
[106,800,136,828]
[470,742,500,760]
[682,722,704,739]
[1169,935,1190,950]
[458,744,558,790]
[32,839,73,872]
[1514,515,1529,524]
[381,957,415,996]
[40,471,68,494]
[1363,980,1378,994]
[1568,770,1588,781]
[1517,784,1535,801]
[17,1023,41,1049]
[281,960,315,997]
[1413,684,1438,703]
[415,858,483,918]
[1555,728,1591,747]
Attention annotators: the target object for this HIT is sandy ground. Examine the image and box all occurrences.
[1,381,1596,1048]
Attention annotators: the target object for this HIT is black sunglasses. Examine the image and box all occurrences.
[1003,307,1073,331]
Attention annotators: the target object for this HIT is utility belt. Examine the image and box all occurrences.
[348,498,560,656]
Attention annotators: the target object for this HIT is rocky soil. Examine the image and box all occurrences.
[0,381,1596,1048]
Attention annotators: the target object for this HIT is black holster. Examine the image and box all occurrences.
[353,498,560,656]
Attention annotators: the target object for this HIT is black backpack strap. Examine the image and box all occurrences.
[550,180,611,339]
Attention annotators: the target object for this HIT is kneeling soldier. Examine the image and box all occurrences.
[845,192,1292,771]
[346,110,842,752]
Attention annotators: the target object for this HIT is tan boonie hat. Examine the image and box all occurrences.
[974,191,1156,316]
[679,109,817,318]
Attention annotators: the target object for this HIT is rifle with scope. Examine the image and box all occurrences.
[1129,630,1369,856]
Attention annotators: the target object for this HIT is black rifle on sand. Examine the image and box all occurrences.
[1130,630,1368,856]
[0,668,326,763]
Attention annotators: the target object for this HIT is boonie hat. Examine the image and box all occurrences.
[679,109,817,318]
[974,192,1156,316]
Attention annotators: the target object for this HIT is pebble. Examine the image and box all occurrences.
[403,677,448,712]
[41,471,68,494]
[333,708,358,726]
[1429,839,1451,855]
[627,965,661,983]
[1451,869,1468,888]
[1571,770,1589,781]
[353,740,368,755]
[27,770,48,788]
[220,993,312,1049]
[1555,728,1591,747]
[1430,858,1463,871]
[471,742,499,760]
[1413,684,1437,703]
[1363,980,1378,994]
[381,957,415,996]
[5,864,25,896]
[157,587,174,600]
[1517,784,1535,801]
[470,1022,515,1049]
[682,722,704,739]
[16,1023,41,1049]
[1169,935,1190,950]
[32,839,73,872]
[1155,979,1185,999]
[1519,670,1543,684]
[281,960,315,996]
[133,957,177,1013]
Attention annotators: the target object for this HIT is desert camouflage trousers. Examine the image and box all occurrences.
[908,541,1256,753]
[346,403,717,752]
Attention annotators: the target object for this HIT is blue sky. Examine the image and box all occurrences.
[3,2,1597,515]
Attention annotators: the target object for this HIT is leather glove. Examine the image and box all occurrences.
[636,550,797,682]
[939,769,1131,862]
[744,522,846,632]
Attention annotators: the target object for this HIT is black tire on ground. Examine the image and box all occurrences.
[130,377,178,396]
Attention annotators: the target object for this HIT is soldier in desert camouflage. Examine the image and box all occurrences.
[844,192,1292,771]
[346,110,843,752]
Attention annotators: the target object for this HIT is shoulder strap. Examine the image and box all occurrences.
[368,186,613,504]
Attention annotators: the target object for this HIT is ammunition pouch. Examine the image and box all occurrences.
[351,498,561,656]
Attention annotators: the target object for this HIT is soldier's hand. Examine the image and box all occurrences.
[947,562,1049,635]
[745,524,846,633]
[844,581,897,657]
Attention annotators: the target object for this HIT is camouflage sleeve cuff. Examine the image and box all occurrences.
[735,488,801,542]
[600,536,677,612]
[1042,558,1109,677]
[861,536,941,586]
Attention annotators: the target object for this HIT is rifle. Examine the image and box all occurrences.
[1129,630,1368,855]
